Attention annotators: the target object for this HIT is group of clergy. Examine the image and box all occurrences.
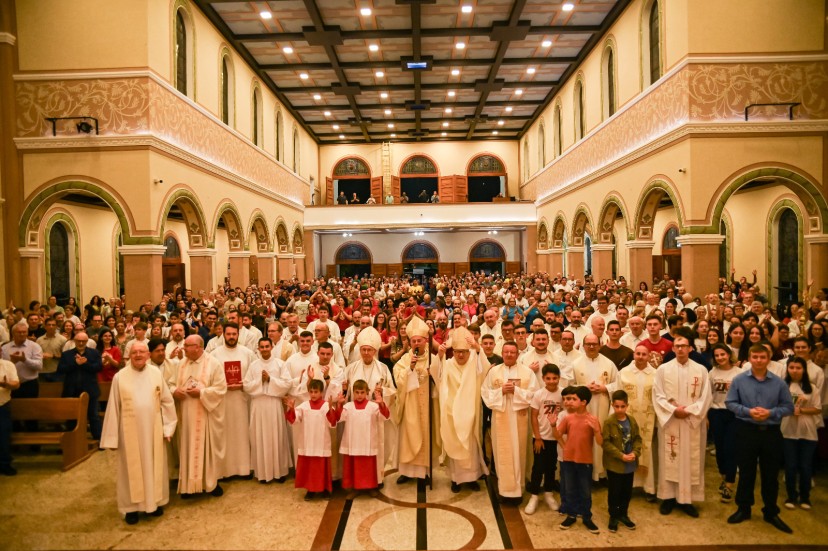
[100,313,709,526]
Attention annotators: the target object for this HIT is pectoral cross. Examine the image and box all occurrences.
[668,435,678,459]
[690,376,700,399]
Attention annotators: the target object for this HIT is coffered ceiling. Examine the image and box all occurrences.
[193,0,629,144]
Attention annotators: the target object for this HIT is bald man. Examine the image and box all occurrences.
[57,331,102,439]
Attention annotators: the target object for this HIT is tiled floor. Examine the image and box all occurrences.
[2,448,827,550]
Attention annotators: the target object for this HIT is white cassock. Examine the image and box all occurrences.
[345,359,397,477]
[261,338,295,363]
[101,364,177,514]
[653,358,711,504]
[573,353,618,480]
[519,348,556,387]
[153,359,179,480]
[619,331,646,350]
[311,340,346,369]
[608,365,657,494]
[565,325,589,348]
[306,319,341,344]
[438,352,490,483]
[243,356,294,481]
[175,353,227,494]
[481,362,539,497]
[285,351,320,402]
[211,345,256,478]
[551,348,580,388]
[206,327,258,354]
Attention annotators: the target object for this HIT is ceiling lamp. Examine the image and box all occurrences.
[384,109,392,115]
[283,46,293,54]
[299,72,309,80]
[498,120,504,126]
[332,124,340,130]
[562,2,574,11]
[444,107,452,114]
[375,70,384,78]
[390,133,396,137]
[461,5,473,13]
[527,67,536,74]
[442,121,449,127]
[369,44,379,52]
[515,88,523,95]
[260,11,273,19]
[339,134,345,139]
[324,110,332,116]
[313,94,322,100]
[451,69,460,76]
[542,40,552,48]
[455,42,466,50]
[492,130,498,135]
[441,132,447,136]
[380,92,389,99]
[360,7,372,16]
[448,91,456,97]
[387,123,394,128]
[505,106,513,112]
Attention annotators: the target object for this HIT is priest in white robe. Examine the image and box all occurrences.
[519,329,556,387]
[437,326,489,491]
[263,322,295,363]
[211,322,256,479]
[653,336,712,516]
[551,330,580,388]
[174,335,227,497]
[311,324,346,369]
[285,331,319,403]
[481,341,539,500]
[148,338,179,480]
[243,337,293,482]
[572,333,618,480]
[101,342,177,524]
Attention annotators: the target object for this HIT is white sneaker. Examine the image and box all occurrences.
[525,494,539,515]
[543,492,559,511]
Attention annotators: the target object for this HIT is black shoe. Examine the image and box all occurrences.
[304,491,314,501]
[179,493,193,500]
[679,503,699,518]
[210,484,223,497]
[645,493,658,503]
[0,466,17,476]
[396,475,411,485]
[466,481,480,492]
[321,491,332,500]
[559,516,577,530]
[659,498,675,515]
[125,512,139,525]
[450,482,461,493]
[259,480,270,485]
[582,518,600,534]
[618,516,636,530]
[727,508,751,524]
[275,476,287,483]
[763,515,793,534]
[608,518,619,533]
[150,506,164,517]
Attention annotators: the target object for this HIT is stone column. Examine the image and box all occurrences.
[525,227,538,274]
[548,248,564,278]
[276,254,294,283]
[536,250,549,274]
[18,248,44,302]
[256,252,276,286]
[676,234,724,297]
[566,247,584,279]
[119,245,165,310]
[591,243,615,282]
[228,251,251,289]
[294,254,306,281]
[805,234,828,291]
[303,229,315,279]
[626,240,655,289]
[188,248,216,295]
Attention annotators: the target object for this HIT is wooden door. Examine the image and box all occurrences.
[326,177,333,205]
[454,262,470,274]
[326,264,336,279]
[455,175,468,203]
[370,177,383,202]
[505,261,521,275]
[438,263,455,276]
[162,261,185,294]
[386,263,403,276]
[372,264,387,276]
[249,255,258,285]
[392,175,401,202]
[439,176,455,203]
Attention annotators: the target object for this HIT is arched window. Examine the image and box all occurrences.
[292,127,300,173]
[402,242,438,263]
[275,109,283,161]
[252,85,263,146]
[336,243,372,278]
[775,208,800,304]
[645,0,662,86]
[220,51,235,126]
[574,79,585,141]
[602,44,617,119]
[554,104,562,157]
[173,6,194,97]
[163,235,182,259]
[49,223,71,303]
[469,240,506,276]
[538,122,546,168]
[662,226,679,251]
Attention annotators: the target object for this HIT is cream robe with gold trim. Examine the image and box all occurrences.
[393,351,441,479]
[573,353,618,480]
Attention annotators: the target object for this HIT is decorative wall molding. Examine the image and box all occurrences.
[187,248,218,257]
[0,32,16,46]
[118,244,167,256]
[675,234,725,246]
[18,247,44,258]
[625,240,655,250]
[227,251,251,258]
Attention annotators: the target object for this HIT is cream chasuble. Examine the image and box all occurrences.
[393,350,441,478]
[573,353,618,480]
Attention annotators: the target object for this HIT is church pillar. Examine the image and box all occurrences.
[294,254,306,281]
[591,243,615,282]
[676,234,723,297]
[228,251,251,288]
[566,247,584,279]
[276,254,294,282]
[805,234,828,291]
[626,240,655,289]
[525,227,538,274]
[303,230,316,279]
[256,252,275,286]
[536,250,549,274]
[188,249,216,294]
[548,248,564,278]
[18,248,44,303]
[119,245,165,309]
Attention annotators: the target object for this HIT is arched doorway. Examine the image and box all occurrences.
[659,225,681,281]
[469,240,505,275]
[335,242,372,278]
[332,157,372,204]
[774,207,801,306]
[162,234,186,294]
[467,154,507,202]
[400,155,439,203]
[49,222,71,303]
[402,241,438,278]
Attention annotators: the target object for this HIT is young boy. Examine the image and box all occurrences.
[285,379,341,500]
[550,385,603,534]
[525,364,562,514]
[602,389,642,532]
[337,379,390,495]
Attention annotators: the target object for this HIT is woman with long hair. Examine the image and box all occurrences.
[707,343,742,503]
[782,356,821,510]
[726,323,749,365]
[97,328,122,382]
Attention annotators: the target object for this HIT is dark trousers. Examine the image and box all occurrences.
[65,394,102,440]
[560,461,593,519]
[39,371,64,383]
[709,408,738,482]
[783,438,817,503]
[12,379,39,432]
[527,439,558,494]
[606,470,634,519]
[0,402,12,468]
[734,421,783,517]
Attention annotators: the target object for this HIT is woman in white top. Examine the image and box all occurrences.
[707,343,743,503]
[781,356,822,510]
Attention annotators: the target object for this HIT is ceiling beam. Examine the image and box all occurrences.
[258,56,577,71]
[292,99,543,111]
[279,80,558,94]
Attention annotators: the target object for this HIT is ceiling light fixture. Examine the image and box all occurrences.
[515,88,523,95]
[384,109,392,115]
[380,92,389,99]
[360,7,372,16]
[375,70,384,78]
[498,120,504,126]
[527,67,536,74]
[442,121,449,127]
[313,94,322,100]
[369,44,379,52]
[562,2,574,11]
[390,133,396,137]
[283,46,293,54]
[442,132,447,136]
[324,110,331,116]
[260,11,273,19]
[455,42,466,50]
[333,124,340,130]
[387,123,394,128]
[542,40,552,48]
[461,5,473,13]
[492,130,498,135]
[339,134,345,139]
[505,106,513,112]
[448,91,456,97]
[444,107,452,113]
[451,69,460,76]
[299,72,309,80]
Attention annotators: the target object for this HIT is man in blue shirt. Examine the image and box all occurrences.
[725,344,794,533]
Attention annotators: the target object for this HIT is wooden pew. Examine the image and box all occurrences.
[10,392,95,471]
[38,381,112,416]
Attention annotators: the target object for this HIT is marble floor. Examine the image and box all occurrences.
[2,448,827,550]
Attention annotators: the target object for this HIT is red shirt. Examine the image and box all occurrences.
[558,412,599,464]
[640,337,673,359]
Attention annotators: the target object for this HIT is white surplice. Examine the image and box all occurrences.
[211,344,256,478]
[572,353,618,480]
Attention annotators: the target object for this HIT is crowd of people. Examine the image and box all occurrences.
[0,269,826,534]
[335,190,440,205]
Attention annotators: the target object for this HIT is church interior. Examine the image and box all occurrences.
[1,0,827,549]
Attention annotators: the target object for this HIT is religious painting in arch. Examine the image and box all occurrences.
[332,157,371,204]
[469,240,505,276]
[401,156,439,204]
[335,242,371,279]
[402,241,439,278]
[775,208,800,306]
[162,234,186,294]
[48,222,72,304]
[467,155,506,203]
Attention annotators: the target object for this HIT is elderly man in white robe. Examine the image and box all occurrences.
[263,322,295,362]
[393,316,441,484]
[311,324,346,369]
[174,335,227,497]
[211,322,256,479]
[437,326,490,492]
[481,340,539,501]
[101,342,177,524]
[243,337,293,483]
[551,330,580,388]
[345,327,397,481]
[572,333,618,481]
[653,335,712,517]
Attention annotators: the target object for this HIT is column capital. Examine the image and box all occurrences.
[0,32,16,46]
[227,250,252,258]
[676,234,724,246]
[18,247,44,258]
[549,248,565,254]
[567,247,585,253]
[625,240,655,250]
[293,254,306,260]
[804,234,828,244]
[590,243,615,251]
[118,244,167,256]
[535,249,551,255]
[256,252,277,259]
[188,248,218,257]
[276,253,295,259]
